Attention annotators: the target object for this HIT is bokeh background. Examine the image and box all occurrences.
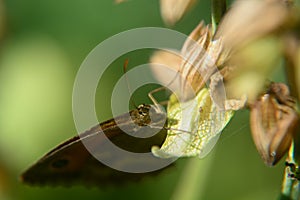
[0,0,286,199]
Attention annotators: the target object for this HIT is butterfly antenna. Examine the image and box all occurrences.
[123,59,138,109]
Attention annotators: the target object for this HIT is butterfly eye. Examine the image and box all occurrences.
[51,158,69,169]
[138,110,144,115]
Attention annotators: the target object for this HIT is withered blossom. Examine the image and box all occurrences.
[114,0,127,4]
[151,21,228,102]
[154,0,300,106]
[250,83,299,166]
[160,0,197,26]
[215,0,290,50]
[284,36,300,103]
[150,49,182,91]
[179,22,224,100]
[150,20,243,159]
[217,1,300,170]
[215,0,300,103]
[152,0,300,167]
[213,0,300,167]
[223,36,283,103]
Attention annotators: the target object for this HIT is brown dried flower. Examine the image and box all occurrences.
[250,83,299,166]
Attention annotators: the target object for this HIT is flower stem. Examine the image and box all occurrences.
[279,142,300,200]
[171,154,215,200]
[211,0,226,34]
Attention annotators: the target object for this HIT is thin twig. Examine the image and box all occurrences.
[279,142,300,200]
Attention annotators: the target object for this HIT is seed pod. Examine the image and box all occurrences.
[250,83,299,166]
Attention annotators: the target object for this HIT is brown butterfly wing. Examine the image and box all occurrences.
[21,105,170,186]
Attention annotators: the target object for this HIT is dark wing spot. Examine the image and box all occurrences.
[51,158,69,169]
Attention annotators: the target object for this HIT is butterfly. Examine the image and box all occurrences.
[21,21,238,186]
[20,104,173,186]
[21,86,233,186]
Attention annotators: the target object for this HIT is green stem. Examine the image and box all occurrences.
[279,142,300,200]
[211,0,226,34]
[170,154,215,200]
[280,4,300,196]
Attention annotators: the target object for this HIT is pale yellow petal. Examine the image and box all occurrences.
[216,0,289,49]
[150,49,182,91]
[160,0,197,26]
[114,0,128,4]
[225,36,283,103]
[152,87,234,158]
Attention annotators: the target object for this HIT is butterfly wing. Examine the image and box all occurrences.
[21,105,170,186]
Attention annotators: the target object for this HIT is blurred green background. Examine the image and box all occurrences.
[0,0,285,199]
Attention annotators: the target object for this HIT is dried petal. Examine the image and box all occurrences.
[160,0,197,26]
[284,36,300,103]
[250,83,299,166]
[179,22,225,100]
[216,0,289,50]
[150,22,225,101]
[114,0,128,4]
[225,36,282,103]
[150,49,182,91]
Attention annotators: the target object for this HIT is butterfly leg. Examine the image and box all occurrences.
[148,86,171,106]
